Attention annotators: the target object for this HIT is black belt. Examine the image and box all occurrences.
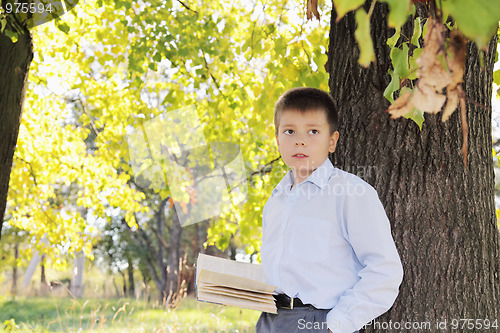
[273,294,312,309]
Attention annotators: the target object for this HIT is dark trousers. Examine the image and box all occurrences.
[256,307,330,333]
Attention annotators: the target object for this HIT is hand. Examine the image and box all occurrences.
[328,330,332,333]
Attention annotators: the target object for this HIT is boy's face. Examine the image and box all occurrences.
[276,109,339,186]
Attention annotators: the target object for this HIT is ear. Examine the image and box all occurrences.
[329,131,340,153]
[275,133,280,152]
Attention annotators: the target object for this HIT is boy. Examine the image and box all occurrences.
[256,87,403,333]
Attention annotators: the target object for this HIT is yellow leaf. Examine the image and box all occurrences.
[354,9,375,67]
[333,0,365,20]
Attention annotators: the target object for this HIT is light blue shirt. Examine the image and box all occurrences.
[261,158,403,333]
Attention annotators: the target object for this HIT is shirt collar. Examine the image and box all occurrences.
[304,158,335,189]
[272,158,335,196]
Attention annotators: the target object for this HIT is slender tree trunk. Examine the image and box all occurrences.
[127,255,135,297]
[11,242,19,296]
[21,248,40,288]
[70,251,85,298]
[119,269,127,296]
[126,219,165,299]
[327,3,499,331]
[0,28,33,238]
[112,277,120,297]
[40,254,49,295]
[165,208,182,305]
[156,200,168,302]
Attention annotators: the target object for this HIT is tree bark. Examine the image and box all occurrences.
[165,207,182,305]
[40,254,49,295]
[127,254,135,297]
[328,3,499,331]
[0,28,33,238]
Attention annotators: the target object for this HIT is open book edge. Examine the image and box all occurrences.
[198,289,277,314]
[198,269,276,294]
[195,254,277,314]
[198,283,275,302]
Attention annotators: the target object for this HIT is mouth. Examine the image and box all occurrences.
[292,154,308,158]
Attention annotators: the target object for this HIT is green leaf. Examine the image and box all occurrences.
[5,29,18,43]
[408,48,422,80]
[391,44,410,78]
[354,9,375,67]
[403,107,425,130]
[387,27,401,48]
[442,0,500,49]
[411,17,422,47]
[383,70,400,103]
[333,0,365,20]
[379,0,412,28]
[0,19,6,33]
[57,23,70,34]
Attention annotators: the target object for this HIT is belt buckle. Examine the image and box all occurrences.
[284,297,293,309]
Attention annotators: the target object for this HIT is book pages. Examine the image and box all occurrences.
[198,283,274,302]
[198,268,276,293]
[195,253,277,314]
[197,289,277,313]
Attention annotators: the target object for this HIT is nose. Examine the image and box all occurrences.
[295,139,306,146]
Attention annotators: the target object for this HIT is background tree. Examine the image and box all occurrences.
[0,225,25,296]
[2,0,328,263]
[0,21,32,238]
[327,0,499,330]
[93,215,139,297]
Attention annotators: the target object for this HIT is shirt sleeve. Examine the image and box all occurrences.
[326,184,404,333]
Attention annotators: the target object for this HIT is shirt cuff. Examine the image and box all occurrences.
[326,308,361,333]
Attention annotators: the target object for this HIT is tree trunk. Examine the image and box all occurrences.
[156,199,168,302]
[21,247,40,288]
[11,242,19,296]
[127,255,135,297]
[327,3,499,331]
[70,251,85,298]
[126,218,165,300]
[40,254,49,295]
[119,269,127,296]
[0,28,33,237]
[165,208,182,306]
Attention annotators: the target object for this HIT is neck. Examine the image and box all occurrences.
[291,169,311,187]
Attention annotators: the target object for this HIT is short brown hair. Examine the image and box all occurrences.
[274,87,338,134]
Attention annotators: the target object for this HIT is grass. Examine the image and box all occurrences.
[0,296,261,332]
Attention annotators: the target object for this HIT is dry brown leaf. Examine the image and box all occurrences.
[388,90,414,118]
[447,30,467,90]
[306,0,320,21]
[416,18,445,75]
[417,18,451,91]
[442,88,459,121]
[389,17,468,132]
[413,83,447,113]
[440,31,467,122]
[425,63,451,90]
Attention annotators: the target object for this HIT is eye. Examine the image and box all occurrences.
[308,129,319,135]
[284,129,294,135]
